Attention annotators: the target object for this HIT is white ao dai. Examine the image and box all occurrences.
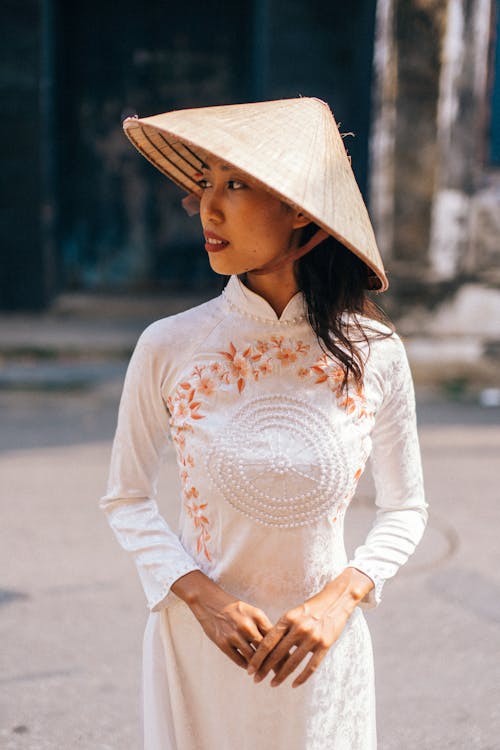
[100,274,428,750]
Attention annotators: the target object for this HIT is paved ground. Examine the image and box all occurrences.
[0,303,499,749]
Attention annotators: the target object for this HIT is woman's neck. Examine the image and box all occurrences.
[241,268,300,318]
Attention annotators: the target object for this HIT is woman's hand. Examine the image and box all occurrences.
[171,570,274,669]
[246,567,373,688]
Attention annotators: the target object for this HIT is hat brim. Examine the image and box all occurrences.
[123,104,388,292]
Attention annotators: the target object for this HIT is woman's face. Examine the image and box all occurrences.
[198,157,309,276]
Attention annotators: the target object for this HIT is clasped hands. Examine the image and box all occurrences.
[177,567,372,689]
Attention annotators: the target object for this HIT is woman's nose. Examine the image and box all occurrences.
[200,188,224,223]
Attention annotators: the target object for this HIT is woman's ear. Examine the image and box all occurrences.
[292,211,311,230]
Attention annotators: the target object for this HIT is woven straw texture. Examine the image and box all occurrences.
[123,97,387,291]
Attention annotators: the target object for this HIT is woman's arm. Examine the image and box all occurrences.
[99,323,201,612]
[345,333,428,608]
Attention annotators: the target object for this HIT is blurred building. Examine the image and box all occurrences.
[2,0,500,368]
[370,0,500,371]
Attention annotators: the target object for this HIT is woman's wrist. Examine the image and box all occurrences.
[342,566,374,603]
[317,567,374,610]
[171,570,232,611]
[171,570,216,607]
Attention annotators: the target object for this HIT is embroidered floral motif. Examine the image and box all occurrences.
[166,336,374,551]
[185,498,212,559]
[299,352,373,423]
[217,336,311,392]
[166,389,211,561]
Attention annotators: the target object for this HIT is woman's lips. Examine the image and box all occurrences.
[204,231,229,253]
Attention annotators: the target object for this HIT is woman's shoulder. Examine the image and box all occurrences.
[346,313,409,373]
[345,312,402,348]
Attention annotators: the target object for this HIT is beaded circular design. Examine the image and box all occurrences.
[207,395,351,527]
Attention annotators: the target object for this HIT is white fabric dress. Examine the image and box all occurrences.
[100,274,428,750]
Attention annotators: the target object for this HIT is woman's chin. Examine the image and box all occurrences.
[207,256,246,277]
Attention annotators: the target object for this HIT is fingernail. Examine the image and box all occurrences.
[247,666,255,675]
[253,674,263,683]
[270,679,278,687]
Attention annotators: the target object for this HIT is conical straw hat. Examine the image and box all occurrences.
[123,97,388,291]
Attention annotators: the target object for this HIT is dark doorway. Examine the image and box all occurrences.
[56,0,253,293]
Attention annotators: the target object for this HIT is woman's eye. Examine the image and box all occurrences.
[197,178,245,190]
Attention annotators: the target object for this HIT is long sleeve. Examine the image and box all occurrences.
[99,323,201,612]
[347,334,429,610]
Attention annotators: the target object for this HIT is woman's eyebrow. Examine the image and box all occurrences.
[201,161,232,172]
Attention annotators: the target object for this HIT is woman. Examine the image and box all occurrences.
[100,97,428,750]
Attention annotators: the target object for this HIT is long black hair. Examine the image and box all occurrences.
[295,223,394,392]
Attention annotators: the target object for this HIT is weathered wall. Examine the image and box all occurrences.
[428,0,494,282]
[370,0,500,384]
[393,0,446,270]
[370,0,447,290]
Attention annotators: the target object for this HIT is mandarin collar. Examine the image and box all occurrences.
[222,274,307,325]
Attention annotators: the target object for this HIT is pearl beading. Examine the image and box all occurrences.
[221,290,306,326]
[207,394,352,527]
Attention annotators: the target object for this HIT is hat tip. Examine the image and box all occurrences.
[121,108,139,125]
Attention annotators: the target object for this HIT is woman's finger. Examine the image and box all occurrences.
[271,653,288,675]
[223,644,249,669]
[229,634,256,664]
[253,633,300,682]
[244,620,267,647]
[269,643,312,686]
[254,610,274,635]
[291,648,327,687]
[247,622,289,675]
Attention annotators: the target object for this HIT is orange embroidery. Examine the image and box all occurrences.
[256,340,270,354]
[215,337,311,392]
[276,347,298,365]
[258,360,273,376]
[332,501,350,526]
[300,353,372,423]
[185,502,212,561]
[197,375,216,397]
[167,384,211,560]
